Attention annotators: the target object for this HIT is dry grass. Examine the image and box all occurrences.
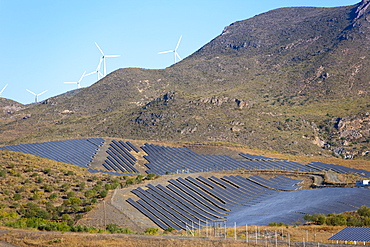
[0,225,347,247]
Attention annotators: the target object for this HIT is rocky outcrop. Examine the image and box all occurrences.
[318,112,370,158]
[355,0,370,20]
[197,96,251,109]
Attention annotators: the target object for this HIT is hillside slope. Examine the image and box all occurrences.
[0,1,369,158]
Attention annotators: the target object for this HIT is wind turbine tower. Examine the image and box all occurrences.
[26,89,47,103]
[158,35,182,64]
[64,71,86,89]
[95,42,120,77]
[0,84,8,97]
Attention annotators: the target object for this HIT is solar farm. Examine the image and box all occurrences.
[1,138,370,231]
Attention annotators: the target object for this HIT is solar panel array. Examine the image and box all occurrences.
[128,175,370,229]
[101,140,140,174]
[127,175,302,230]
[328,227,370,242]
[140,144,369,177]
[0,138,105,168]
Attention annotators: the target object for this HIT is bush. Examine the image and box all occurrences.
[65,171,74,176]
[146,173,156,180]
[43,184,53,193]
[100,190,108,198]
[123,227,133,234]
[83,205,92,212]
[125,178,135,186]
[144,227,159,235]
[13,193,22,201]
[106,223,123,233]
[358,206,370,217]
[136,175,144,183]
[67,191,75,199]
[79,182,86,191]
[164,227,175,233]
[43,168,52,175]
[84,189,97,198]
[104,184,112,190]
[268,222,287,226]
[36,177,44,183]
[0,170,6,177]
[49,193,58,200]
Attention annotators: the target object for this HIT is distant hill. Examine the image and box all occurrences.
[0,1,369,159]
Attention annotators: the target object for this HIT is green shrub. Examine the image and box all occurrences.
[13,193,22,201]
[136,175,144,183]
[100,190,108,198]
[49,193,58,200]
[84,189,97,198]
[268,222,287,226]
[358,206,370,217]
[164,227,175,233]
[146,173,156,180]
[79,182,86,191]
[65,171,74,176]
[125,178,135,186]
[0,170,6,177]
[43,184,53,193]
[83,205,92,212]
[43,168,52,175]
[62,214,70,220]
[67,191,75,199]
[104,184,112,190]
[106,223,123,233]
[123,227,132,234]
[144,227,159,235]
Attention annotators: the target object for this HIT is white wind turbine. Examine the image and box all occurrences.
[0,84,8,97]
[85,58,104,81]
[158,35,182,64]
[26,89,47,103]
[95,42,120,77]
[64,71,86,89]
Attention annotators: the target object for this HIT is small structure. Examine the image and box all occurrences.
[328,227,370,244]
[356,180,370,187]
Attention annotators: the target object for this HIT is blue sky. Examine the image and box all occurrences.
[0,0,358,104]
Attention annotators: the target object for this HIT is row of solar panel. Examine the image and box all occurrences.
[102,141,140,174]
[0,138,105,168]
[127,175,301,230]
[141,144,251,174]
[329,227,370,242]
[140,144,369,177]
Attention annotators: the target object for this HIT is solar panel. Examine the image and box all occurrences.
[328,227,370,242]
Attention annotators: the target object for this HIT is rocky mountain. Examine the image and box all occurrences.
[0,1,369,159]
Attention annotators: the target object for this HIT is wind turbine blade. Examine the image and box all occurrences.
[95,42,104,55]
[85,71,96,76]
[0,84,8,94]
[78,71,86,82]
[175,35,182,50]
[105,55,120,58]
[26,89,36,95]
[158,50,173,54]
[64,82,77,84]
[97,58,103,70]
[38,90,47,96]
[176,52,182,61]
